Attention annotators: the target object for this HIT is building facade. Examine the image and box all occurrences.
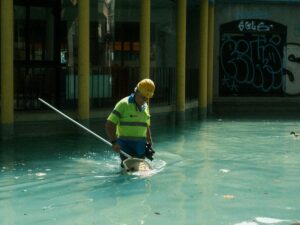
[2,0,300,134]
[1,0,212,130]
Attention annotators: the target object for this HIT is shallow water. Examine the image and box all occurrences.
[0,117,300,225]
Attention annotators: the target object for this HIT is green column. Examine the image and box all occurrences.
[139,0,150,80]
[198,0,209,118]
[207,2,215,114]
[78,0,90,120]
[1,0,14,125]
[176,0,187,114]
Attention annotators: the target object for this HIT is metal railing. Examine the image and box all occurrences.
[11,66,198,110]
[14,67,57,110]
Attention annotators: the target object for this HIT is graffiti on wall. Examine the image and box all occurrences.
[219,19,287,96]
[284,43,300,95]
[238,20,274,32]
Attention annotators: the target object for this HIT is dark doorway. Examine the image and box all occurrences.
[219,19,287,97]
[14,0,62,109]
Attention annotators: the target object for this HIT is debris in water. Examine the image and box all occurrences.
[223,194,235,199]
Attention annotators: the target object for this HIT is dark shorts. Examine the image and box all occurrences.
[117,139,146,162]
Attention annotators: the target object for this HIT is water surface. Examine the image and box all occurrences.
[1,117,300,225]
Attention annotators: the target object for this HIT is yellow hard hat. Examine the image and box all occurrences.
[137,79,155,98]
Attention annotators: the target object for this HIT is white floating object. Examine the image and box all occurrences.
[255,217,289,224]
[35,172,47,177]
[220,169,230,173]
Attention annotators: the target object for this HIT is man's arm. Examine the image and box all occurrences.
[146,126,152,144]
[105,120,120,152]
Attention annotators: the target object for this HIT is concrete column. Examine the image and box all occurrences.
[176,0,187,115]
[78,0,90,120]
[1,0,14,127]
[207,2,215,114]
[139,0,150,80]
[198,0,209,118]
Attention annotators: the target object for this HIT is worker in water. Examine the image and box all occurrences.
[105,78,155,165]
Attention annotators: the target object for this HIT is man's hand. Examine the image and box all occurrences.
[145,143,155,161]
[112,143,121,153]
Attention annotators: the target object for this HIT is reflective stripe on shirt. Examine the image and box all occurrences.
[119,136,146,140]
[120,122,148,127]
[112,110,121,118]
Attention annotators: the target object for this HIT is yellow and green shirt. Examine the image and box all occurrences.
[107,94,151,140]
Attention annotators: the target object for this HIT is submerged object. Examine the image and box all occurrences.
[123,158,152,172]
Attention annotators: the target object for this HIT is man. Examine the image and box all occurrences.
[105,78,155,165]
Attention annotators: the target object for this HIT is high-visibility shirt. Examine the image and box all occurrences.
[107,94,150,140]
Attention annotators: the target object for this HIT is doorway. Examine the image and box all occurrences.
[14,0,61,109]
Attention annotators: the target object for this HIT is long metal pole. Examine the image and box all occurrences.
[38,98,131,158]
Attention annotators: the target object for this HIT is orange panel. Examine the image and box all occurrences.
[123,42,130,51]
[132,42,140,51]
[114,41,122,51]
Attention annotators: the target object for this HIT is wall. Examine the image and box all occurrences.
[214,3,300,97]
